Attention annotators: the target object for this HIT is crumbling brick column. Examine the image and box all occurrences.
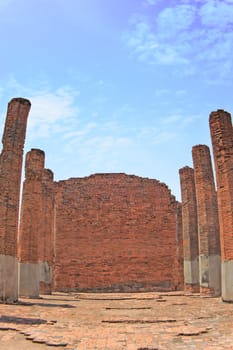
[0,98,30,303]
[18,149,45,298]
[39,169,54,294]
[179,166,199,293]
[192,145,221,296]
[209,110,233,301]
[174,203,184,290]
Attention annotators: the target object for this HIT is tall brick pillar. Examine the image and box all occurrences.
[192,145,221,296]
[179,166,199,293]
[209,110,233,301]
[39,168,54,294]
[0,98,30,303]
[18,149,45,298]
[175,203,184,290]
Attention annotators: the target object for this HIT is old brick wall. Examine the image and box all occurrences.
[192,145,221,296]
[179,166,199,293]
[0,98,30,302]
[53,173,181,292]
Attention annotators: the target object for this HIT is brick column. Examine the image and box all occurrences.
[172,202,184,290]
[39,169,54,294]
[192,145,221,296]
[209,110,233,301]
[179,166,199,293]
[18,149,45,298]
[0,98,30,303]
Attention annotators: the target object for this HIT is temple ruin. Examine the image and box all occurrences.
[0,98,233,303]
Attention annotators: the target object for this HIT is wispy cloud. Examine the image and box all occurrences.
[143,0,160,5]
[0,79,80,140]
[124,0,233,80]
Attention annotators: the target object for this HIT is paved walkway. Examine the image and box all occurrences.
[0,292,233,349]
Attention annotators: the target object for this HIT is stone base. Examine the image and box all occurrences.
[0,255,18,303]
[39,261,52,294]
[184,258,199,293]
[199,254,221,297]
[222,260,233,302]
[19,262,40,298]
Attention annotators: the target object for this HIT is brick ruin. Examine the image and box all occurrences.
[0,98,31,303]
[0,99,233,302]
[53,174,181,292]
[179,166,199,294]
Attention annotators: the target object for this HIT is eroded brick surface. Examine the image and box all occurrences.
[179,166,199,293]
[173,203,184,290]
[0,98,30,302]
[1,292,233,350]
[192,144,221,296]
[53,173,181,292]
[209,110,233,260]
[18,149,45,264]
[0,98,30,256]
[39,169,55,294]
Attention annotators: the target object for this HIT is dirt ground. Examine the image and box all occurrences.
[0,291,233,350]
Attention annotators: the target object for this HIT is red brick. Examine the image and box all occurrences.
[18,149,45,264]
[53,173,181,292]
[192,144,221,296]
[179,166,199,293]
[209,110,233,301]
[0,98,30,302]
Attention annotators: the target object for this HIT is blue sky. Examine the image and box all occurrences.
[1,0,233,200]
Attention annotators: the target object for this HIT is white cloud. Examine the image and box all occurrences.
[0,79,80,140]
[156,4,196,36]
[28,87,79,138]
[124,0,233,79]
[143,0,159,5]
[200,0,233,29]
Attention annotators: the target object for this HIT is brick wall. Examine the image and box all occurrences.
[53,173,181,292]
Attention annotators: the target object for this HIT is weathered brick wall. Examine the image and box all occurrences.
[0,98,30,302]
[209,110,233,301]
[179,166,199,293]
[53,173,181,292]
[192,144,221,296]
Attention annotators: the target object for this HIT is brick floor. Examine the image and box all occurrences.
[0,292,233,349]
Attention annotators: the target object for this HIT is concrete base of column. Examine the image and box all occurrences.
[222,260,233,302]
[19,262,40,298]
[39,261,52,294]
[199,254,221,297]
[184,258,199,294]
[0,255,18,303]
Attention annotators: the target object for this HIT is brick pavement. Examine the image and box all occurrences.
[0,292,233,349]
